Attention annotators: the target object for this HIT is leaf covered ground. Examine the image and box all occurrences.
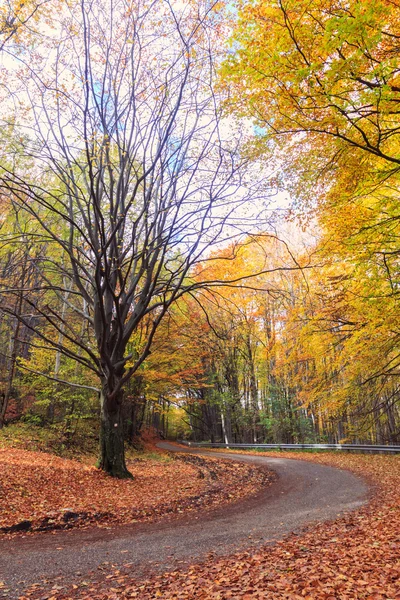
[22,451,399,600]
[0,448,270,536]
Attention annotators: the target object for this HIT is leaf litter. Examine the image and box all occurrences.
[18,451,399,600]
[0,448,270,537]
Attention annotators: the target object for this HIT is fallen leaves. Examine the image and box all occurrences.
[0,448,271,537]
[25,451,399,600]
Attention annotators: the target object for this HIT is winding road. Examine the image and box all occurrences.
[0,443,369,599]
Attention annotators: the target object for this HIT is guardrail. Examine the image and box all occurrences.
[177,441,400,454]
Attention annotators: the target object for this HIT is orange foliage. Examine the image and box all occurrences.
[50,452,400,600]
[0,448,269,536]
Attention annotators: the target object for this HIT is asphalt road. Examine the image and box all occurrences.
[0,443,369,599]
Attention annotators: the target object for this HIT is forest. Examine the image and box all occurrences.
[0,0,399,480]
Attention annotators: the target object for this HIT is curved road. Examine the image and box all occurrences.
[0,443,368,599]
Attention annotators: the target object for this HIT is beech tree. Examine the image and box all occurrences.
[224,0,400,195]
[219,0,400,441]
[0,0,264,477]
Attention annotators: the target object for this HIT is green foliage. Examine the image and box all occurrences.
[20,413,45,427]
[166,407,192,440]
[0,421,98,457]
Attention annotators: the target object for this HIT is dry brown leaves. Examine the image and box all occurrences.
[41,451,399,600]
[0,448,269,536]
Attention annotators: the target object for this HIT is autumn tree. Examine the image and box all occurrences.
[225,1,400,170]
[169,235,315,445]
[219,0,400,443]
[0,0,50,50]
[0,0,267,477]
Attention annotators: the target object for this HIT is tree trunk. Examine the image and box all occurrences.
[0,257,27,428]
[48,278,71,423]
[0,308,22,429]
[221,409,230,445]
[98,388,133,479]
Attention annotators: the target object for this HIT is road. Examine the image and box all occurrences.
[0,443,369,599]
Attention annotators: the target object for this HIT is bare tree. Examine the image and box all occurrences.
[0,0,265,476]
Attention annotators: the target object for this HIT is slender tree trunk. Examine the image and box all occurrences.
[165,400,170,439]
[48,279,72,423]
[0,250,29,428]
[386,398,398,443]
[0,295,23,428]
[0,393,6,429]
[0,333,17,427]
[248,350,259,442]
[221,409,231,445]
[98,387,133,479]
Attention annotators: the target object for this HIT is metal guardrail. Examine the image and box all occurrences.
[177,441,400,454]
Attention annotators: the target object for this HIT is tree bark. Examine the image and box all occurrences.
[98,387,133,479]
[0,295,23,429]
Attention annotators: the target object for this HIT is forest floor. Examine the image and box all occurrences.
[0,445,372,599]
[0,444,270,538]
[7,447,398,600]
[80,449,397,600]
